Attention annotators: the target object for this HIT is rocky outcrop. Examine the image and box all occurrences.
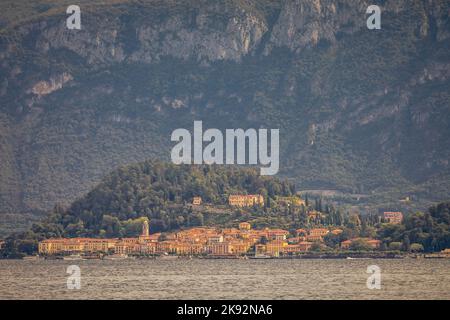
[266,0,449,53]
[13,3,269,65]
[1,0,448,67]
[266,0,368,52]
[30,72,73,96]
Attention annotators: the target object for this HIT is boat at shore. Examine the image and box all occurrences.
[22,255,42,261]
[424,254,450,259]
[156,254,179,260]
[63,254,85,261]
[103,254,133,260]
[251,255,272,259]
[83,254,102,260]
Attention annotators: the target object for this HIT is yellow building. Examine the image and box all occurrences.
[38,239,63,254]
[266,240,288,257]
[192,196,202,205]
[267,229,289,241]
[238,222,251,231]
[138,242,157,255]
[229,241,251,255]
[222,228,241,239]
[156,241,177,254]
[309,228,329,236]
[83,239,116,253]
[114,241,135,255]
[206,242,232,255]
[39,238,90,255]
[255,244,266,255]
[283,242,313,254]
[228,194,264,207]
[207,235,224,244]
[174,243,204,255]
[383,212,403,224]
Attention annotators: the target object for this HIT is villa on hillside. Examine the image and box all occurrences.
[307,210,323,220]
[192,196,202,205]
[331,229,343,235]
[383,212,403,224]
[238,222,251,230]
[228,194,264,207]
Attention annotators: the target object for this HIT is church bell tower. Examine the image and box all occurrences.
[142,219,150,237]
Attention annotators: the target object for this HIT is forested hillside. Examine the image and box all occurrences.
[62,160,294,234]
[0,0,449,236]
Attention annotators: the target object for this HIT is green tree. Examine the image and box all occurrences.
[402,234,411,252]
[310,241,322,252]
[410,243,424,252]
[349,239,373,251]
[389,242,402,251]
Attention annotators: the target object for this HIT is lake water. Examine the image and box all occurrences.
[0,259,449,299]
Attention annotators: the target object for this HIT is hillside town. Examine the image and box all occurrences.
[0,193,441,260]
[35,195,408,259]
[38,219,345,258]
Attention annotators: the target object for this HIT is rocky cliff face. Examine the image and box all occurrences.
[0,0,449,228]
[5,2,269,66]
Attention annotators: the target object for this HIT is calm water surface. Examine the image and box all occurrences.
[0,259,449,299]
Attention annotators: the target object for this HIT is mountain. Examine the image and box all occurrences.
[0,0,449,235]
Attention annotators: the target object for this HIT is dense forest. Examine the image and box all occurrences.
[63,160,295,233]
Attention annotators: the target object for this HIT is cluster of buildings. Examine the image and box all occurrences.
[36,196,406,257]
[38,220,350,257]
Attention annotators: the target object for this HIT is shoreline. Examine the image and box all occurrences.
[4,252,449,261]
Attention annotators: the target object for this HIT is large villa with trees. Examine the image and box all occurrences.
[228,194,265,207]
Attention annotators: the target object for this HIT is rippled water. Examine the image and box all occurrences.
[0,259,449,299]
